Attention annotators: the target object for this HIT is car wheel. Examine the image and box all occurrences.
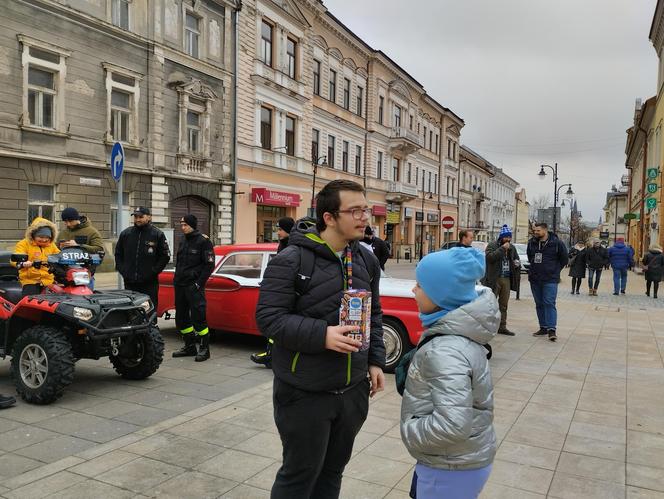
[110,326,165,380]
[382,318,413,374]
[10,326,75,405]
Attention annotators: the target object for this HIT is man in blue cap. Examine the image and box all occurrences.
[483,224,520,335]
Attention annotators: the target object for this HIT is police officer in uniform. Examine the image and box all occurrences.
[172,214,215,362]
[115,207,170,313]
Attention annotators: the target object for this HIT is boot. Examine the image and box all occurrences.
[195,334,210,362]
[172,333,197,358]
[0,394,16,409]
[593,289,598,296]
[588,289,593,296]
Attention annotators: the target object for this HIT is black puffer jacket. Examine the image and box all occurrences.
[115,223,170,285]
[527,232,569,283]
[256,227,385,392]
[643,249,664,282]
[568,248,587,278]
[173,230,215,288]
[585,245,608,270]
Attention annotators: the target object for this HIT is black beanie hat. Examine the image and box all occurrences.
[61,207,80,221]
[182,214,198,230]
[364,225,374,237]
[277,217,295,234]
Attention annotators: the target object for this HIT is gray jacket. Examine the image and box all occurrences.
[400,287,500,470]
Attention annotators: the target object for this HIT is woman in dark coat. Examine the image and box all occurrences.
[568,243,587,294]
[643,244,664,299]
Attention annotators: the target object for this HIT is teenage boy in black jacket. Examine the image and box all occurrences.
[256,180,385,499]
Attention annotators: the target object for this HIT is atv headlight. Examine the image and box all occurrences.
[139,300,152,313]
[72,271,90,286]
[73,307,94,321]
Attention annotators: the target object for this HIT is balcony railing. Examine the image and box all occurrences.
[177,155,211,178]
[389,127,423,155]
[386,181,419,202]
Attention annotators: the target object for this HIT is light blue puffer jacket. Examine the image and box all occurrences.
[400,287,499,470]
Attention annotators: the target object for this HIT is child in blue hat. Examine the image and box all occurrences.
[400,247,500,499]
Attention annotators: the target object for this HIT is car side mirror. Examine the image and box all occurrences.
[11,254,28,263]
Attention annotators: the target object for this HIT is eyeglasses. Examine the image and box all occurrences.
[336,208,372,220]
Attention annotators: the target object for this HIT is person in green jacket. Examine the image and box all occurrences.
[58,207,105,289]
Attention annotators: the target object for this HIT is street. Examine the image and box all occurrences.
[1,265,663,498]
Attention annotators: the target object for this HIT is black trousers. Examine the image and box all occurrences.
[174,284,208,333]
[271,377,370,499]
[571,277,582,292]
[646,280,660,297]
[22,284,44,297]
[125,281,159,313]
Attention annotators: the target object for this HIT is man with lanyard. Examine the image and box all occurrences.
[256,179,386,498]
[115,207,170,313]
[527,222,568,342]
[172,214,215,362]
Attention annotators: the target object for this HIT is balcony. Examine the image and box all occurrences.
[251,60,307,102]
[389,127,423,155]
[177,155,211,178]
[621,174,630,187]
[386,181,418,203]
[473,191,487,202]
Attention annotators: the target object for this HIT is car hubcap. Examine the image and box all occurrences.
[383,324,402,367]
[19,344,48,389]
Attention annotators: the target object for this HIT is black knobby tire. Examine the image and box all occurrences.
[382,317,413,373]
[110,326,164,380]
[10,326,75,405]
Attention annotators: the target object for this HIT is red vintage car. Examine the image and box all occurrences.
[158,243,423,371]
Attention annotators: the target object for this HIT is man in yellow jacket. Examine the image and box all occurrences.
[13,217,60,296]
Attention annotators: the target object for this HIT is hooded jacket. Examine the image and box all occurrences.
[642,248,664,282]
[526,232,569,283]
[255,225,385,392]
[568,247,587,279]
[57,216,104,254]
[585,245,608,270]
[13,217,60,286]
[608,241,634,271]
[483,237,520,291]
[400,287,499,470]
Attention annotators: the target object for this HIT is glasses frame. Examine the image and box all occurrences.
[335,207,372,220]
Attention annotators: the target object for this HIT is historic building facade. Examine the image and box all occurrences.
[458,146,494,242]
[488,166,519,241]
[0,0,238,258]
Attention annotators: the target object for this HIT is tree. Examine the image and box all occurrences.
[529,194,552,219]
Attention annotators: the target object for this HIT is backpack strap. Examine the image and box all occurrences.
[295,246,316,297]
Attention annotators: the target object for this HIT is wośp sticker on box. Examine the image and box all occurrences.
[339,289,371,351]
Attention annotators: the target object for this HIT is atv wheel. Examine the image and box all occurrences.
[10,326,75,405]
[110,326,164,380]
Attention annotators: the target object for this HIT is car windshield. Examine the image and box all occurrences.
[514,243,527,254]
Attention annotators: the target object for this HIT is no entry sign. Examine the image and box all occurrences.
[442,216,455,229]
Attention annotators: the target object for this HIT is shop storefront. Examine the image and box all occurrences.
[250,187,300,243]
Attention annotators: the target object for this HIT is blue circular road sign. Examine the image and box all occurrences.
[110,142,125,181]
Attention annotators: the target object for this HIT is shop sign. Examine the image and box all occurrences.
[386,211,400,224]
[427,213,439,223]
[648,168,659,179]
[372,205,387,216]
[79,177,101,187]
[404,207,414,218]
[646,197,658,211]
[647,183,658,194]
[251,188,300,207]
[599,231,610,239]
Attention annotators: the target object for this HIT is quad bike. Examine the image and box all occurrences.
[0,247,164,405]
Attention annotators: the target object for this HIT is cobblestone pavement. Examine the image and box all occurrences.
[0,265,662,497]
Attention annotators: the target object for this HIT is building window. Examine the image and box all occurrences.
[435,134,439,154]
[356,86,363,116]
[187,110,200,153]
[378,96,384,124]
[355,145,362,175]
[453,142,457,159]
[27,67,55,129]
[423,126,427,148]
[416,167,419,186]
[112,0,129,29]
[260,20,273,67]
[446,177,451,195]
[451,178,456,196]
[111,90,130,142]
[312,128,319,161]
[285,115,295,156]
[104,64,142,145]
[260,106,272,150]
[428,171,432,192]
[434,174,438,194]
[313,60,321,95]
[392,158,400,181]
[394,105,401,128]
[448,139,453,158]
[342,140,349,172]
[185,13,200,58]
[409,115,413,130]
[327,135,336,168]
[429,131,433,152]
[286,37,297,79]
[28,184,54,223]
[377,151,383,179]
[329,69,337,103]
[343,78,351,110]
[407,162,412,184]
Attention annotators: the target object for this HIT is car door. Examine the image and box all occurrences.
[204,252,269,335]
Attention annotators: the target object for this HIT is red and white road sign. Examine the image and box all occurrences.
[441,216,455,229]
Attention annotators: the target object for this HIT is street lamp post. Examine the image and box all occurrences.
[538,164,574,233]
[419,190,433,260]
[309,155,327,218]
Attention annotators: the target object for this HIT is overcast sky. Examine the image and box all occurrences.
[323,0,657,222]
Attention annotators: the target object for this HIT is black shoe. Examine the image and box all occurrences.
[172,333,197,358]
[548,329,557,342]
[621,290,626,294]
[646,292,650,297]
[498,329,516,336]
[250,351,272,366]
[570,290,575,294]
[576,291,580,295]
[533,329,548,337]
[613,292,619,296]
[195,334,210,362]
[0,394,16,409]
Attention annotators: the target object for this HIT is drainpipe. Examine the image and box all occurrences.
[230,2,241,243]
[363,59,370,190]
